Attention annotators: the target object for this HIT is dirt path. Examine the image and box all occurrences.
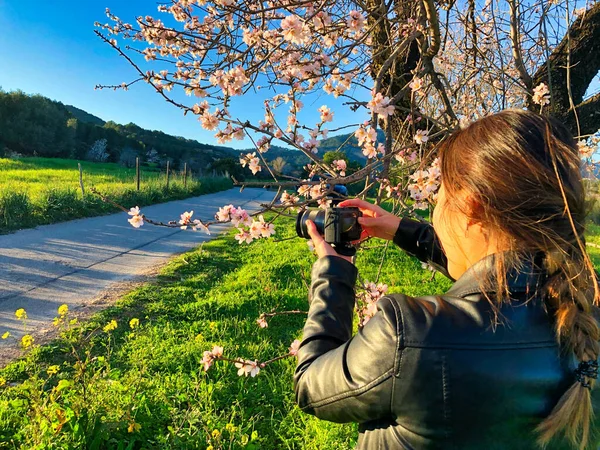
[0,188,275,365]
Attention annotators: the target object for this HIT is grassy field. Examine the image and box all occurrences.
[0,214,454,449]
[2,214,600,449]
[0,157,232,233]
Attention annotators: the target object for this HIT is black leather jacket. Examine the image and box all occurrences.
[294,218,600,449]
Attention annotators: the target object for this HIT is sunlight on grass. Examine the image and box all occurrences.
[0,157,232,233]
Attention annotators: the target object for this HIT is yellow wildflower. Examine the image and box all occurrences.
[15,308,27,320]
[206,446,214,450]
[21,334,34,348]
[129,318,140,329]
[225,423,237,433]
[58,304,68,317]
[47,365,60,376]
[127,422,141,433]
[1,331,9,339]
[209,321,217,331]
[212,429,221,439]
[53,317,61,327]
[0,376,6,387]
[69,318,78,325]
[103,320,118,333]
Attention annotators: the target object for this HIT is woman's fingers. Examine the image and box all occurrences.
[338,198,386,217]
[306,220,330,258]
[338,198,368,208]
[357,216,379,227]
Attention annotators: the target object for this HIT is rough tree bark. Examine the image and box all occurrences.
[531,2,600,136]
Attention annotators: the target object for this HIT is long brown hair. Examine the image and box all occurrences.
[439,109,599,449]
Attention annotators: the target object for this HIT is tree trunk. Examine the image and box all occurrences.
[531,2,600,136]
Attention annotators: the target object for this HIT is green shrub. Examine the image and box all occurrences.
[38,187,82,222]
[0,190,32,230]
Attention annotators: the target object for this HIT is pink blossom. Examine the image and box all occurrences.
[235,228,254,244]
[201,350,214,371]
[280,192,299,206]
[128,215,144,228]
[414,129,429,145]
[192,219,210,235]
[578,141,595,159]
[346,10,366,34]
[362,144,378,159]
[200,111,219,130]
[409,77,423,92]
[235,359,260,377]
[211,345,223,358]
[289,339,301,356]
[179,210,194,229]
[297,184,311,198]
[317,197,331,209]
[256,317,268,328]
[216,205,234,222]
[128,206,141,216]
[318,105,334,123]
[332,159,347,176]
[310,184,323,199]
[532,83,550,106]
[281,15,308,44]
[367,92,395,118]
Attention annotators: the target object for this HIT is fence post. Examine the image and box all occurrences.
[184,162,188,189]
[78,163,85,197]
[136,157,140,191]
[166,160,170,189]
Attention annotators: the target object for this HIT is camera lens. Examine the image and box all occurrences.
[296,209,325,239]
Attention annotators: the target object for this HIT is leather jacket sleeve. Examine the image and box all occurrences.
[293,256,400,423]
[393,217,452,280]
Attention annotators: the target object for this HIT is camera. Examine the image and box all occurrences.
[296,206,362,256]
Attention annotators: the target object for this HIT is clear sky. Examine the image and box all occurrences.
[0,0,368,149]
[0,1,597,150]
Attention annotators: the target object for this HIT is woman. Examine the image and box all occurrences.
[294,109,600,449]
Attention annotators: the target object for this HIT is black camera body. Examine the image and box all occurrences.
[296,206,362,256]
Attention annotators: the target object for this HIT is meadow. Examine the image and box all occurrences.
[0,213,455,449]
[2,214,600,449]
[0,157,232,233]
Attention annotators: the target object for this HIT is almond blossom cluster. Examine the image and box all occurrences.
[356,281,389,327]
[214,205,275,244]
[332,159,347,177]
[367,91,395,118]
[280,191,300,210]
[408,158,441,210]
[532,83,550,106]
[355,123,383,160]
[578,131,600,160]
[200,339,301,378]
[179,210,211,234]
[297,182,332,209]
[239,152,261,175]
[128,206,144,228]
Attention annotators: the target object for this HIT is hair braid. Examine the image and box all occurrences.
[536,249,600,449]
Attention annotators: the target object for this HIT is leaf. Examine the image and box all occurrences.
[55,379,73,392]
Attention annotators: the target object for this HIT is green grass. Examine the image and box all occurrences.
[0,216,452,449]
[0,157,233,233]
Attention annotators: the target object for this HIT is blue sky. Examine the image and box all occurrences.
[0,1,597,150]
[0,0,369,149]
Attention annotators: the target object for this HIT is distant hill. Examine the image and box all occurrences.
[0,88,378,178]
[64,105,106,126]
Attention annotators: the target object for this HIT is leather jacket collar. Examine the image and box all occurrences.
[446,251,548,298]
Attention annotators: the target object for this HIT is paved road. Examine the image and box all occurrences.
[0,188,276,353]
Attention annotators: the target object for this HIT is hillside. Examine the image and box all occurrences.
[0,88,376,178]
[64,104,106,126]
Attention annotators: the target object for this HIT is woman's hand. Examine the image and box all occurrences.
[306,220,354,264]
[337,198,401,242]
